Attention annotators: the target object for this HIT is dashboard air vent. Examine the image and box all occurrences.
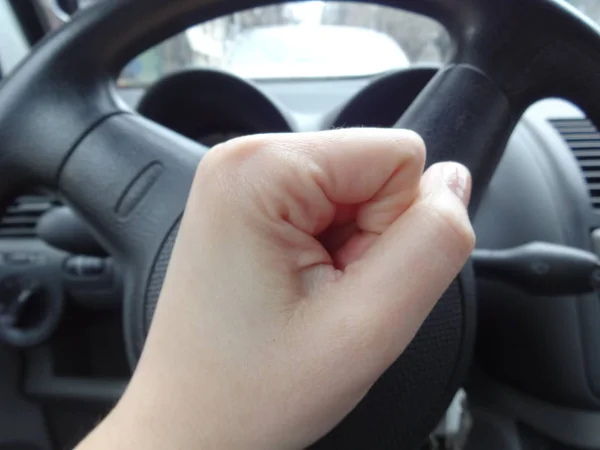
[550,118,600,209]
[0,195,59,238]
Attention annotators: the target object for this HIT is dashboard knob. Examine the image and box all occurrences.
[0,276,41,327]
[0,276,62,348]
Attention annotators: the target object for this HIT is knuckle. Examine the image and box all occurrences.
[196,134,269,176]
[399,129,426,166]
[421,200,476,255]
[192,135,274,204]
[193,134,280,195]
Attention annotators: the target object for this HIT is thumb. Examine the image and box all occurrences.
[321,162,475,371]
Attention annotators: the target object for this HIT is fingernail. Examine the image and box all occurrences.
[442,163,471,206]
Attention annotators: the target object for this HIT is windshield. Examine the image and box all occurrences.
[36,0,600,84]
[117,2,448,85]
[220,25,409,79]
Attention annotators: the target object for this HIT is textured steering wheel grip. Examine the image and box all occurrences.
[396,64,513,211]
[0,0,600,449]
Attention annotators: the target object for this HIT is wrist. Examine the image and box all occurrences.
[74,401,144,450]
[77,371,261,450]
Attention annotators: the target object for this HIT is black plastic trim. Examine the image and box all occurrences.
[469,371,600,449]
[138,69,294,140]
[0,346,51,449]
[25,346,126,404]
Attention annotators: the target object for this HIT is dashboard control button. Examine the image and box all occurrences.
[2,252,43,266]
[64,258,78,276]
[0,277,40,327]
[64,256,106,277]
[0,275,62,348]
[81,258,105,276]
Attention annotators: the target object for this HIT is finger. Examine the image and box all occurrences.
[204,128,425,237]
[322,162,475,370]
[355,137,426,234]
[326,143,426,268]
[318,222,358,256]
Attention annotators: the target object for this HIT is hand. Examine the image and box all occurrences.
[78,129,475,450]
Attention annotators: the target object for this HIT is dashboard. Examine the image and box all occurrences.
[135,69,293,147]
[127,65,441,143]
[4,64,600,449]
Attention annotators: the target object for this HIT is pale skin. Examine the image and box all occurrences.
[76,128,475,450]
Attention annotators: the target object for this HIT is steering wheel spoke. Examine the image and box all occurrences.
[57,112,206,357]
[59,113,205,256]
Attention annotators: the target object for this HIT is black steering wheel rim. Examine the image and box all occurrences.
[1,0,599,448]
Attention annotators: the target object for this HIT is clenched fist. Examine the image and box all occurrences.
[78,129,475,450]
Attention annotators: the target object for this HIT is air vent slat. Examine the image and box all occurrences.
[551,119,594,127]
[554,127,598,134]
[574,150,600,160]
[6,203,54,215]
[0,229,40,238]
[565,141,600,149]
[576,160,600,168]
[1,217,39,226]
[550,118,600,210]
[560,133,600,141]
[0,194,60,238]
[583,170,600,177]
[17,195,54,203]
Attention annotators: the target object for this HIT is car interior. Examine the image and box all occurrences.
[3,0,600,449]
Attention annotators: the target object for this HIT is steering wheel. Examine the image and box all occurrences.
[0,0,597,448]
